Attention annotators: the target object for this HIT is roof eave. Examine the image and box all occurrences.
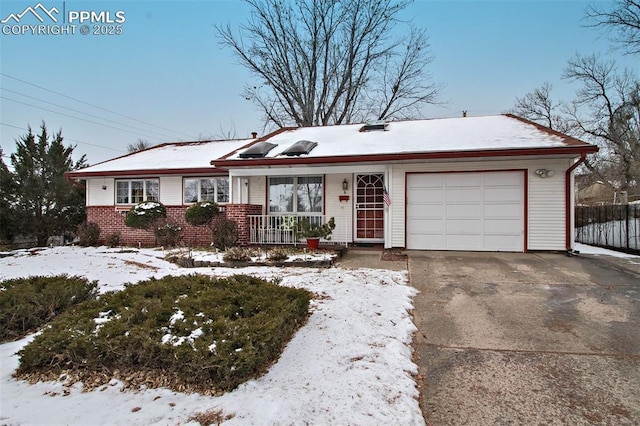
[210,145,599,168]
[64,167,229,179]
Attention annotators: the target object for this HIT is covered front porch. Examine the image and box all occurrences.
[227,169,391,247]
[247,214,349,245]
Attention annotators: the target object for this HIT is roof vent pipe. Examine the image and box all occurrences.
[463,110,467,118]
[251,132,258,138]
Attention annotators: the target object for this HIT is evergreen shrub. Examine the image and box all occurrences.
[185,202,220,226]
[16,274,311,393]
[0,275,97,341]
[125,201,166,230]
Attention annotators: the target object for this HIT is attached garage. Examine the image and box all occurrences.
[406,171,525,252]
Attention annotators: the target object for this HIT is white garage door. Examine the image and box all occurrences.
[407,171,525,251]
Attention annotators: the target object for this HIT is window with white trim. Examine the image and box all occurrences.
[183,177,229,204]
[268,176,322,214]
[116,179,159,204]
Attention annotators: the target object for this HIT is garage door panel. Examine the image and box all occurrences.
[484,203,521,218]
[484,187,522,202]
[408,218,445,234]
[484,235,522,251]
[446,218,481,234]
[408,205,445,218]
[446,204,482,218]
[445,174,481,187]
[407,234,445,249]
[446,188,482,202]
[484,219,521,234]
[446,235,482,250]
[408,188,444,203]
[483,172,522,186]
[407,172,524,252]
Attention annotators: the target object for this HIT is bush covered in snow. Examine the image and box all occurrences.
[184,201,220,226]
[0,275,97,342]
[124,201,166,230]
[16,274,311,394]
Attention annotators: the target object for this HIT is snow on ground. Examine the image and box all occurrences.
[0,246,424,426]
[575,242,640,259]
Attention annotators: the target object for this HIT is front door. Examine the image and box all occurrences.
[355,174,385,242]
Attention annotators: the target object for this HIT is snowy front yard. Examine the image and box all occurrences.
[0,247,424,426]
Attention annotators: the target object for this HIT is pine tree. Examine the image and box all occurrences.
[0,149,15,243]
[10,124,87,246]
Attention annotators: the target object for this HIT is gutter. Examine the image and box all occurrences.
[64,172,85,189]
[211,146,598,168]
[565,152,587,252]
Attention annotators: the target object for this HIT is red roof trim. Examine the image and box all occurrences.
[65,167,228,179]
[503,114,590,147]
[210,145,598,168]
[217,127,296,161]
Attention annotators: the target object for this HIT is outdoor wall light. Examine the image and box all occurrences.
[102,185,108,190]
[535,168,554,178]
[342,179,349,193]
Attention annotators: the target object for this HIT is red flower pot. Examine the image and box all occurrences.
[306,238,320,250]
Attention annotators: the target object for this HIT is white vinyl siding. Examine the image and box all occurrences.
[527,159,570,250]
[324,173,353,244]
[86,178,114,206]
[160,176,183,205]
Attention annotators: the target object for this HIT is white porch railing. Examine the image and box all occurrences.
[248,215,348,245]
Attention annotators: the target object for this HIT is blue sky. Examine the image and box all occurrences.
[0,0,637,165]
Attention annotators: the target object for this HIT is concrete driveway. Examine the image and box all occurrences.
[409,251,640,425]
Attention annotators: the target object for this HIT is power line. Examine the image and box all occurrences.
[1,96,175,141]
[1,88,181,141]
[0,72,199,140]
[1,122,126,153]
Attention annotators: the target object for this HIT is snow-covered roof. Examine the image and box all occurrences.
[68,139,254,177]
[215,115,595,166]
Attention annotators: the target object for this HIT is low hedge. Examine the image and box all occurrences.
[16,274,311,394]
[0,275,98,342]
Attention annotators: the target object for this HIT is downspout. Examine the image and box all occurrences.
[565,153,586,252]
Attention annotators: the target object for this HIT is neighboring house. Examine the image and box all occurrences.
[67,114,597,252]
[65,138,256,246]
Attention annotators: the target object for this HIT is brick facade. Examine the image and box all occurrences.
[224,204,263,245]
[86,204,263,247]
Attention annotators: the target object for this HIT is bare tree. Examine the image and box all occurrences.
[216,0,440,127]
[126,139,152,153]
[584,0,640,55]
[512,82,571,132]
[562,54,640,192]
